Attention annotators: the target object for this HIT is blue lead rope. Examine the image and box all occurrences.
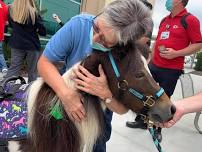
[149,127,164,152]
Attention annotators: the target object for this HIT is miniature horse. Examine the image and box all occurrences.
[7,43,175,152]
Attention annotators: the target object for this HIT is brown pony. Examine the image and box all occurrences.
[7,43,175,152]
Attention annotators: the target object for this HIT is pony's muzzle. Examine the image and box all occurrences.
[148,103,176,123]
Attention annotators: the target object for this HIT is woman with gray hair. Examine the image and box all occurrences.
[37,0,152,151]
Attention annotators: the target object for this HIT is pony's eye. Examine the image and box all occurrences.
[135,72,145,78]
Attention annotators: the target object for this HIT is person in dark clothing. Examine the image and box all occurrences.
[4,0,46,82]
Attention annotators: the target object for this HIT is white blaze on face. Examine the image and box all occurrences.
[141,55,151,75]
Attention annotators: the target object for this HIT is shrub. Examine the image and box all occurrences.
[194,52,202,71]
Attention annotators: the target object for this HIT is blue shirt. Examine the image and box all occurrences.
[43,14,94,71]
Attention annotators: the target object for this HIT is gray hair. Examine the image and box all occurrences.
[102,0,152,44]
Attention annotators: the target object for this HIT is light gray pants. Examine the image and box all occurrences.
[5,48,41,82]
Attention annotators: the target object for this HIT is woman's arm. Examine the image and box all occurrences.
[175,92,202,114]
[161,92,202,128]
[37,55,86,122]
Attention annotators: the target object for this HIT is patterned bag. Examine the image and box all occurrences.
[0,76,29,141]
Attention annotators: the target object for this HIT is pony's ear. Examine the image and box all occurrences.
[136,43,150,60]
[82,51,102,77]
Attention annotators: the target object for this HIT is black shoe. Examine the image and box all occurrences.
[154,129,162,143]
[126,121,147,129]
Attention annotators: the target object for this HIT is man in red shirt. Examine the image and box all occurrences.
[0,0,8,75]
[127,0,202,142]
[150,0,202,141]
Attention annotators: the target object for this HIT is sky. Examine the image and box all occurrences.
[152,0,202,36]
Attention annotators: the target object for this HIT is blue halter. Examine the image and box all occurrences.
[109,51,165,152]
[108,51,164,107]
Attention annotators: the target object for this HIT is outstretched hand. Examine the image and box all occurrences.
[159,102,184,128]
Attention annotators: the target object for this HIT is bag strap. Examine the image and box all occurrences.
[180,13,191,29]
[0,76,26,100]
[159,13,191,30]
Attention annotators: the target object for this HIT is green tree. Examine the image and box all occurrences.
[194,52,202,71]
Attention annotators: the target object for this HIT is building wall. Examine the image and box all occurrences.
[81,0,106,15]
[148,0,155,6]
[81,0,156,15]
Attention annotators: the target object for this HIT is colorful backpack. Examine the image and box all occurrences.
[0,76,29,141]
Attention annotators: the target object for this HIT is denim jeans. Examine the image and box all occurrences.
[93,109,113,152]
[0,41,8,70]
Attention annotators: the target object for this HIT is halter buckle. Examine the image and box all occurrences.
[143,96,155,107]
[139,114,147,121]
[118,80,128,90]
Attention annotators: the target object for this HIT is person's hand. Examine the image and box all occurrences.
[52,13,62,24]
[160,48,179,59]
[59,88,86,122]
[73,64,112,100]
[159,102,184,128]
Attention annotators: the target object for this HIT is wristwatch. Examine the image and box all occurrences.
[105,96,113,104]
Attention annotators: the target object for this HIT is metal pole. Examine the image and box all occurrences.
[39,0,42,11]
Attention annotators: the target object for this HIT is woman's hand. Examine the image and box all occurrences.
[159,102,184,128]
[73,64,129,114]
[73,64,112,100]
[58,87,86,122]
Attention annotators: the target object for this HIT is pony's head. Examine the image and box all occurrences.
[82,43,175,123]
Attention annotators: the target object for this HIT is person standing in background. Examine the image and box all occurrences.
[148,0,202,142]
[0,0,8,75]
[4,0,46,82]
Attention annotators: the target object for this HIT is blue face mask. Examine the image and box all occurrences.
[90,26,112,52]
[165,0,173,11]
[92,42,112,52]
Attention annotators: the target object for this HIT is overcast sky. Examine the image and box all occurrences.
[152,0,202,36]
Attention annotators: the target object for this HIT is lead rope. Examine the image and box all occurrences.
[148,128,164,152]
[147,121,164,152]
